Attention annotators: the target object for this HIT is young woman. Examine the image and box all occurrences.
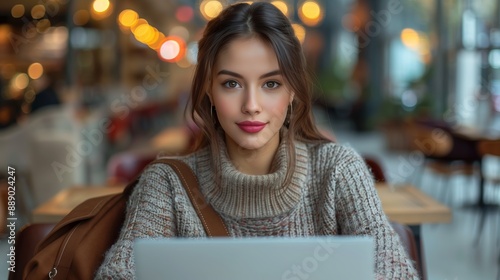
[96,2,418,279]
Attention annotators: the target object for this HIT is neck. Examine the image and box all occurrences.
[225,136,279,175]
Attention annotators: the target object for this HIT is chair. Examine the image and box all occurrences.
[475,140,500,244]
[106,150,158,185]
[390,222,425,279]
[408,121,478,203]
[364,156,386,182]
[9,223,56,280]
[477,139,500,186]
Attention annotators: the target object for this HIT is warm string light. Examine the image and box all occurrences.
[91,0,112,20]
[117,9,189,64]
[298,1,324,27]
[158,36,186,63]
[292,23,306,44]
[28,63,44,80]
[400,28,432,63]
[11,4,25,18]
[271,1,289,17]
[200,0,223,20]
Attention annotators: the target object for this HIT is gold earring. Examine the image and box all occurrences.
[286,103,292,127]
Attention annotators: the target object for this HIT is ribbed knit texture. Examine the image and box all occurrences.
[95,133,419,279]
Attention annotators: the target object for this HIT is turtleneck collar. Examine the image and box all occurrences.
[195,129,309,219]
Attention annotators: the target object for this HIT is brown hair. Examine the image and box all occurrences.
[189,2,330,183]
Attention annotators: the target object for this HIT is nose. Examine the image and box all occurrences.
[241,87,262,115]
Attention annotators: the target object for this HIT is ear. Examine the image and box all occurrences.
[289,92,295,104]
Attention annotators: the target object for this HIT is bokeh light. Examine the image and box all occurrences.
[25,90,36,103]
[74,10,90,26]
[91,0,112,19]
[134,23,155,44]
[302,1,320,19]
[11,5,25,18]
[28,63,44,80]
[401,28,420,50]
[271,1,289,17]
[118,9,138,28]
[200,0,223,21]
[299,1,323,26]
[292,23,306,44]
[93,0,110,13]
[36,19,51,33]
[158,36,186,63]
[31,5,46,20]
[12,73,30,90]
[131,18,148,33]
[176,6,194,23]
[118,11,168,51]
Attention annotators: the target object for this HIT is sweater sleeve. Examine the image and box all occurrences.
[332,147,420,279]
[94,163,178,280]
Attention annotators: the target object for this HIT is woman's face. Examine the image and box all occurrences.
[209,37,293,154]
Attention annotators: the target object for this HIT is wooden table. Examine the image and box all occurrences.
[32,183,451,224]
[376,184,451,225]
[32,183,448,279]
[31,186,125,223]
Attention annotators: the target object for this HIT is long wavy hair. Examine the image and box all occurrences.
[189,2,330,184]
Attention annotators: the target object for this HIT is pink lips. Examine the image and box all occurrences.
[237,121,267,133]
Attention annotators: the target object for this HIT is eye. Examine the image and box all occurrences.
[264,81,281,89]
[223,80,240,88]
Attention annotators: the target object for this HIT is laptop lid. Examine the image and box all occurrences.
[134,236,374,280]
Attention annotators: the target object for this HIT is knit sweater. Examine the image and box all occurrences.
[95,136,419,279]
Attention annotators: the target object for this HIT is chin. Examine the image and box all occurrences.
[234,140,264,151]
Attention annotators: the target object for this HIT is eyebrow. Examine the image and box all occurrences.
[216,69,281,79]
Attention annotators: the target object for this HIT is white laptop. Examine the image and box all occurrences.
[134,236,374,280]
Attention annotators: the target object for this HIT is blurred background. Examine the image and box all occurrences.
[0,0,499,279]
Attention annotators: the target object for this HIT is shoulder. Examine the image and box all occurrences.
[302,141,372,188]
[304,141,365,170]
[142,151,201,180]
[134,149,203,191]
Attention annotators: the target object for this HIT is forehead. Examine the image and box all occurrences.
[214,37,279,74]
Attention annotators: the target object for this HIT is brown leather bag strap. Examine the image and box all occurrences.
[152,158,230,237]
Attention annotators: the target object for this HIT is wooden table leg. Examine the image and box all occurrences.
[409,225,426,280]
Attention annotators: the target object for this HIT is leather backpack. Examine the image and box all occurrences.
[23,158,229,279]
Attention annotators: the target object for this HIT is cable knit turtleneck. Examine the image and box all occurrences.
[199,132,308,219]
[95,132,420,279]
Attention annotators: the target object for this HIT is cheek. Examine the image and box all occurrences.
[214,99,236,118]
[265,98,289,119]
